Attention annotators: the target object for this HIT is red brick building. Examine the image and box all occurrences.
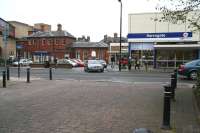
[23,24,76,63]
[72,41,108,62]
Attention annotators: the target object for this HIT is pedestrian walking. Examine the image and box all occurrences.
[128,57,132,71]
[54,58,58,68]
[135,58,140,70]
[111,56,115,69]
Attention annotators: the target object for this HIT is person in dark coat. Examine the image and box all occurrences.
[135,58,140,70]
[111,56,115,68]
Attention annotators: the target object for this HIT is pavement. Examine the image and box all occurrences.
[0,76,199,133]
[105,65,174,73]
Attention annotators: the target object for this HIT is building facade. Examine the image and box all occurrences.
[109,43,128,63]
[72,41,108,62]
[0,18,16,60]
[24,24,76,63]
[128,12,200,68]
[102,33,127,63]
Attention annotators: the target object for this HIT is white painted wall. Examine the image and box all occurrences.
[128,12,200,41]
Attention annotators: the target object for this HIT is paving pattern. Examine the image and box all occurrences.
[0,79,198,133]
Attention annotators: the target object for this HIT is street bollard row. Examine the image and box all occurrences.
[27,67,30,83]
[161,69,178,130]
[162,84,171,130]
[2,71,6,88]
[2,67,54,87]
[7,66,10,80]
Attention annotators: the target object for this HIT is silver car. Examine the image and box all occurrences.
[84,60,104,72]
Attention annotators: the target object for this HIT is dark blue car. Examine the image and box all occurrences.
[178,59,200,80]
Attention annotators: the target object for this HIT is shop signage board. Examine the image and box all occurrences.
[128,32,192,42]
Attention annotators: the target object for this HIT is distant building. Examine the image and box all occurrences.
[109,43,128,63]
[9,21,38,58]
[0,18,16,60]
[34,23,51,32]
[102,33,127,45]
[101,33,128,63]
[25,24,76,63]
[128,12,200,68]
[9,21,35,38]
[72,40,108,62]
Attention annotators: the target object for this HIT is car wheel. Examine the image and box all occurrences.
[101,69,104,73]
[190,71,197,80]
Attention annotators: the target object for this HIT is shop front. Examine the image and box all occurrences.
[128,32,200,68]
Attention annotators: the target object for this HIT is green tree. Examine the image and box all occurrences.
[156,0,200,31]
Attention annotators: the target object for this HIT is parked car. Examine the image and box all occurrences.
[84,60,104,72]
[71,59,85,67]
[62,59,77,67]
[178,59,200,80]
[12,59,33,66]
[98,59,107,68]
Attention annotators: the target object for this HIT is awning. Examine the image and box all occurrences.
[130,43,154,50]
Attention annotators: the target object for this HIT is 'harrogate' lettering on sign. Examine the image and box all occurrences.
[146,34,166,38]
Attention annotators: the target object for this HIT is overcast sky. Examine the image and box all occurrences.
[0,0,159,41]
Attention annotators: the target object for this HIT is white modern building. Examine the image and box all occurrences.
[128,12,200,68]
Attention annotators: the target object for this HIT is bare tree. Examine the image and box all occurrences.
[156,0,200,31]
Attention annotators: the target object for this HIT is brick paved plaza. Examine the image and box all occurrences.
[0,79,199,133]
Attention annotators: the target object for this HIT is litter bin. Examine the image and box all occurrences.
[44,61,50,68]
[133,128,153,133]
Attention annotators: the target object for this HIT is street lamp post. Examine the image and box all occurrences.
[118,0,122,71]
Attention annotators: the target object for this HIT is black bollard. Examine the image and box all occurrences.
[7,66,10,80]
[3,71,6,88]
[174,69,177,89]
[18,64,20,78]
[49,67,52,80]
[161,84,171,130]
[171,74,176,100]
[27,67,30,83]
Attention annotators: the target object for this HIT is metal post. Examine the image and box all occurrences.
[49,67,52,80]
[3,71,6,88]
[162,84,171,130]
[18,55,20,78]
[7,66,10,80]
[118,0,122,72]
[171,74,176,100]
[27,67,30,83]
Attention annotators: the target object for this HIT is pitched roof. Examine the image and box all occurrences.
[101,36,127,44]
[27,30,75,38]
[72,41,108,48]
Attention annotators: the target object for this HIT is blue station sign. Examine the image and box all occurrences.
[128,32,193,42]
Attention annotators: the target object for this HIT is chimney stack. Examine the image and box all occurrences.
[104,35,108,41]
[114,33,118,38]
[57,24,62,31]
[87,36,90,42]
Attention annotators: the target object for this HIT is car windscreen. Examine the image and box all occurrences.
[185,60,200,66]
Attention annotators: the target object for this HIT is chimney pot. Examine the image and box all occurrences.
[114,33,118,38]
[57,24,62,31]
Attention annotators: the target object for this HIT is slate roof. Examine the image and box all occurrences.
[27,30,75,38]
[72,41,108,48]
[100,36,127,44]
